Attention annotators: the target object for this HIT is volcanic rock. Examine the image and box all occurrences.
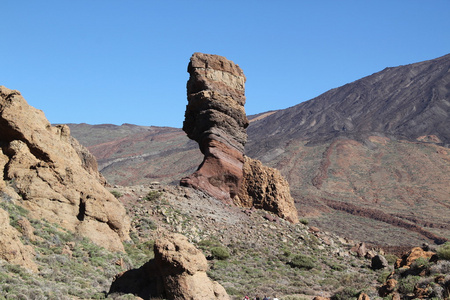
[394,247,435,269]
[180,53,298,223]
[236,156,299,223]
[180,52,248,203]
[109,233,230,299]
[371,254,389,270]
[0,86,130,251]
[0,207,38,272]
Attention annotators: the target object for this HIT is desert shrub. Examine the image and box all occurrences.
[110,190,122,198]
[384,253,398,264]
[437,242,450,260]
[397,275,421,294]
[211,246,230,260]
[411,256,431,269]
[332,287,359,300]
[289,254,315,270]
[430,260,450,275]
[144,190,162,201]
[299,218,309,225]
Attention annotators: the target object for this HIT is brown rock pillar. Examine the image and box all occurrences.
[180,53,249,203]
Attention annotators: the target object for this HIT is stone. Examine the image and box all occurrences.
[351,242,368,258]
[0,86,130,251]
[379,278,398,297]
[181,53,248,203]
[235,156,299,223]
[371,254,389,270]
[357,293,370,300]
[0,207,38,272]
[109,233,230,299]
[394,247,435,269]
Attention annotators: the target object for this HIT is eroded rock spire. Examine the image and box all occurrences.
[181,53,249,202]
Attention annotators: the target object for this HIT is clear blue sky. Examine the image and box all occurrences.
[2,1,449,128]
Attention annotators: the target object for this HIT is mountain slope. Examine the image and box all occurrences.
[247,53,450,153]
[68,54,450,248]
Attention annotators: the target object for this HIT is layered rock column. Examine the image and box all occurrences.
[181,53,249,203]
[181,53,299,223]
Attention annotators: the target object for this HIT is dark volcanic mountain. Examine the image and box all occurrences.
[69,54,450,249]
[247,53,450,154]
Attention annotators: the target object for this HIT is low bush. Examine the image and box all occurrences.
[437,242,450,260]
[289,254,315,270]
[211,246,230,260]
[144,190,163,201]
[110,190,122,198]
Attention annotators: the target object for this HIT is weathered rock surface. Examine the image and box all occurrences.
[180,53,298,223]
[0,207,38,272]
[109,233,229,300]
[0,86,130,251]
[394,246,435,269]
[235,156,299,223]
[181,53,248,203]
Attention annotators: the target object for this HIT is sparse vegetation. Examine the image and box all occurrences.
[110,190,123,198]
[437,242,450,260]
[144,190,163,201]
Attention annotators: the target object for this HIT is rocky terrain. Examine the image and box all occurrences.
[69,53,450,249]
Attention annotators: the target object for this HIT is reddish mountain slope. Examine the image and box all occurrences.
[69,54,450,248]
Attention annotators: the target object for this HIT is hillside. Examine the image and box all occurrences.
[69,54,450,249]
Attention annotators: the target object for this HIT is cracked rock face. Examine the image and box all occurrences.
[181,53,249,203]
[0,86,130,251]
[180,53,298,223]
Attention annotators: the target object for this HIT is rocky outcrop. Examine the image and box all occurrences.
[109,233,229,299]
[0,207,38,272]
[181,52,248,203]
[394,246,435,269]
[235,156,299,223]
[180,53,298,223]
[0,86,130,251]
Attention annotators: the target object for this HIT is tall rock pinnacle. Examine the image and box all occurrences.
[181,53,299,223]
[181,53,249,202]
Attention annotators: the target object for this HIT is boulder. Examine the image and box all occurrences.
[0,86,130,251]
[236,156,299,223]
[371,254,389,270]
[109,233,230,299]
[394,247,435,269]
[0,207,38,272]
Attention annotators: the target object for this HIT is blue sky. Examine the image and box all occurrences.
[2,1,450,128]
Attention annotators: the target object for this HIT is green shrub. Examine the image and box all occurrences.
[437,242,450,260]
[299,218,309,225]
[110,190,122,198]
[144,190,162,201]
[398,275,421,294]
[332,287,359,300]
[289,254,315,270]
[210,246,230,260]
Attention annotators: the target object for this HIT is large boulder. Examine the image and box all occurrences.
[0,86,130,251]
[235,156,299,223]
[109,233,230,299]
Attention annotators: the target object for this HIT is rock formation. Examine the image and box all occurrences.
[0,86,130,251]
[0,207,38,272]
[181,52,248,203]
[109,233,230,299]
[235,156,299,223]
[181,53,298,223]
